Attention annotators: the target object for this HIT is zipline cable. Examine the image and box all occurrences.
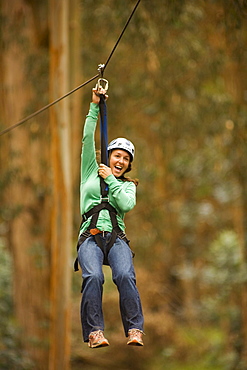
[0,74,100,136]
[103,0,141,71]
[0,0,141,137]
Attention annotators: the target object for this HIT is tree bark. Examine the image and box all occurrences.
[0,0,51,367]
[49,0,73,368]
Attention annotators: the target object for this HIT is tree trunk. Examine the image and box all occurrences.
[69,0,83,229]
[49,0,73,369]
[0,0,51,367]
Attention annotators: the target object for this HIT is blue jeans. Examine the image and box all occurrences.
[77,234,144,342]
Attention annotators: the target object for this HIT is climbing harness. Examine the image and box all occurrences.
[73,75,133,271]
[74,201,131,269]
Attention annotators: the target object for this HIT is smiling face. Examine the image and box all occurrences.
[109,149,130,177]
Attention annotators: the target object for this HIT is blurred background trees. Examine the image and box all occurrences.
[0,0,247,369]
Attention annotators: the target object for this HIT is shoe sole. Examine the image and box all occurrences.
[89,340,110,348]
[127,339,143,346]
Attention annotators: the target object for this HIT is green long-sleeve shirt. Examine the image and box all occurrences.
[79,102,136,234]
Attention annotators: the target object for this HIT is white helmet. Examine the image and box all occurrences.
[107,138,135,161]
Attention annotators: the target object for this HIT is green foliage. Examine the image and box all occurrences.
[200,230,246,342]
[0,240,33,369]
[200,230,246,369]
[203,230,246,299]
[209,231,243,273]
[171,230,246,369]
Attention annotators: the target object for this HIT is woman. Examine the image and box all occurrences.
[77,87,144,348]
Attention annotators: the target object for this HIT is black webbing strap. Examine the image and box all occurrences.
[82,202,117,221]
[99,93,109,198]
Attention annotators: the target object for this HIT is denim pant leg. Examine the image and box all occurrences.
[77,236,105,342]
[108,237,144,336]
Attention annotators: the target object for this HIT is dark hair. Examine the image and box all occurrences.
[120,163,139,186]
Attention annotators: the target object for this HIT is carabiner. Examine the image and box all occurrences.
[95,78,109,94]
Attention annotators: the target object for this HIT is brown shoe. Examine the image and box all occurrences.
[127,329,144,346]
[88,330,109,348]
